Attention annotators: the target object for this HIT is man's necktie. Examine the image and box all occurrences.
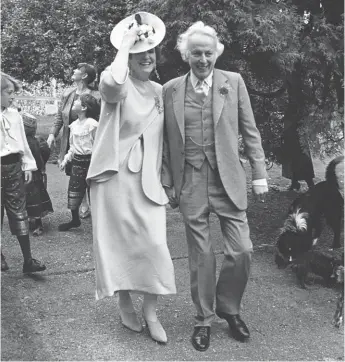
[195,80,209,96]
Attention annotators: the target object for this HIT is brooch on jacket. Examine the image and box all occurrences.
[218,84,231,96]
[154,96,164,114]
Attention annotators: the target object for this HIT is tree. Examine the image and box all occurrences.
[1,0,130,83]
[2,0,343,159]
[138,0,344,160]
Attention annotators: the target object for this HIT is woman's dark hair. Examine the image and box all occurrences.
[77,63,97,85]
[80,94,100,121]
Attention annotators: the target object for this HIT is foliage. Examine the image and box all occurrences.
[13,80,65,116]
[1,0,131,83]
[2,0,343,160]
[137,0,344,161]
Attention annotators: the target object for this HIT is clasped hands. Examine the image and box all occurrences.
[164,186,178,209]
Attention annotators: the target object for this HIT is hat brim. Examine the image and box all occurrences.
[110,12,166,54]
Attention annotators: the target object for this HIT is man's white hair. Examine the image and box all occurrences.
[176,21,224,62]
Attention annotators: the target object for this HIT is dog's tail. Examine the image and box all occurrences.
[284,207,308,232]
[325,155,344,187]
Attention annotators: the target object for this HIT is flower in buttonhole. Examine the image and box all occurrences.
[218,84,231,96]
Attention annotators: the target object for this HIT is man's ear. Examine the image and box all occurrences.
[81,73,88,81]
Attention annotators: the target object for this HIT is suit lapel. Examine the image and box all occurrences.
[212,69,228,127]
[172,74,188,143]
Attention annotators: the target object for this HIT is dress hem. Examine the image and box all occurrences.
[95,288,177,301]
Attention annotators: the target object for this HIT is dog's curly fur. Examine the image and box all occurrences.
[275,156,344,288]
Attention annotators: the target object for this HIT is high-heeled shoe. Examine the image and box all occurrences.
[142,308,167,344]
[119,308,143,333]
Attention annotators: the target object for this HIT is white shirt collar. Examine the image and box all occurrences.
[190,70,213,90]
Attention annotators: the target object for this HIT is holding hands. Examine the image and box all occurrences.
[164,186,178,209]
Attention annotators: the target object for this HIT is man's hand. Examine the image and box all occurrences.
[24,171,32,184]
[164,186,178,209]
[252,184,268,203]
[47,134,56,149]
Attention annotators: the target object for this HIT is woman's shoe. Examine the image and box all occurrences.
[142,309,167,344]
[119,309,143,333]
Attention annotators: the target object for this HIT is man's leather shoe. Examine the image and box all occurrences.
[216,312,250,342]
[191,326,211,352]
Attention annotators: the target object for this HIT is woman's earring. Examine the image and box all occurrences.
[154,68,160,80]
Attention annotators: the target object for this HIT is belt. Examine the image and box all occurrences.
[1,153,20,165]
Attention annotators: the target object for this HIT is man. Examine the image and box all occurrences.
[162,22,268,351]
[47,63,100,220]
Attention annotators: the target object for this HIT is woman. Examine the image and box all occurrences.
[87,12,176,344]
[47,63,100,218]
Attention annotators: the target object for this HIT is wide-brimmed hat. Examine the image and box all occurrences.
[110,12,166,54]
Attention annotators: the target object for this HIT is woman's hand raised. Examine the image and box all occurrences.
[121,25,140,50]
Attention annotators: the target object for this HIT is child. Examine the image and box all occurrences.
[58,94,100,231]
[1,72,46,273]
[23,113,54,236]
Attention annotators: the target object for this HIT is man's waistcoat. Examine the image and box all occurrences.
[184,79,217,170]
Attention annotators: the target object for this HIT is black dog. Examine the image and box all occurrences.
[275,156,344,287]
[291,249,343,288]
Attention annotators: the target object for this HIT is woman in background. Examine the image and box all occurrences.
[47,63,100,218]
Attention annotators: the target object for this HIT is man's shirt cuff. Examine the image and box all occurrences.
[252,178,267,187]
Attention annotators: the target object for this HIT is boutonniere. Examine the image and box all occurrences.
[154,96,164,114]
[218,84,231,96]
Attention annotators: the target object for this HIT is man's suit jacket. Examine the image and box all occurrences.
[162,68,267,211]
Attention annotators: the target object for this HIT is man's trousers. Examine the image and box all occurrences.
[179,160,253,327]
